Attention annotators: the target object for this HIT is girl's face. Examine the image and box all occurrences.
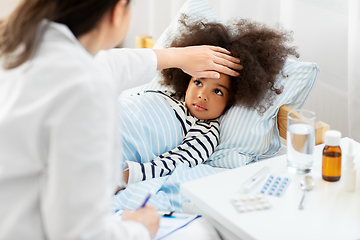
[185,74,231,120]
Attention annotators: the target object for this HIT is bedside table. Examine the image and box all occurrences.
[180,138,360,240]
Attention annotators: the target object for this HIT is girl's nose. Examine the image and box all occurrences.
[198,92,207,101]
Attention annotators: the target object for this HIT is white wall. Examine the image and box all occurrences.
[121,0,219,47]
[289,0,348,137]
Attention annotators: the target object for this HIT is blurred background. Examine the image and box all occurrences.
[1,0,359,141]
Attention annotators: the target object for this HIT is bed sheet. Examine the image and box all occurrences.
[112,163,218,213]
[112,145,287,212]
[215,144,287,173]
[111,145,286,239]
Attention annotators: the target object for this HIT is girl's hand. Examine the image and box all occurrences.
[154,46,243,79]
[122,205,161,238]
[123,170,129,184]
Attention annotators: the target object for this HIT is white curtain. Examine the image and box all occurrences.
[348,0,360,142]
[126,0,360,141]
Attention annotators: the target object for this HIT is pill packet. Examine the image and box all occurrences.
[259,174,291,197]
[231,193,271,213]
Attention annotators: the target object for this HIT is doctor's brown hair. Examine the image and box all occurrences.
[161,16,299,114]
[0,0,130,70]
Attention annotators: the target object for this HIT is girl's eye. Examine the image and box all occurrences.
[194,80,202,86]
[214,89,223,96]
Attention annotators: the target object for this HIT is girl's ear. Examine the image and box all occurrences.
[110,0,128,27]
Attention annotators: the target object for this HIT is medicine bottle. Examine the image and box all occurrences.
[322,130,342,182]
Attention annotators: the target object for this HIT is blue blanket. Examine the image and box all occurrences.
[112,163,218,212]
[113,92,218,212]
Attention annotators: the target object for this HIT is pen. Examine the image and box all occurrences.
[162,215,189,219]
[139,194,151,208]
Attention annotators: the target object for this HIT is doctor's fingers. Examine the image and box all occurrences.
[212,51,243,71]
[203,48,242,77]
[208,59,241,78]
[208,45,242,64]
[123,206,160,238]
[208,45,243,66]
[138,206,160,238]
[192,61,241,79]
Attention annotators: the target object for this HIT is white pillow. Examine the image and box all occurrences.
[121,0,319,168]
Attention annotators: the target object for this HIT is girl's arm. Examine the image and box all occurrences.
[123,120,220,184]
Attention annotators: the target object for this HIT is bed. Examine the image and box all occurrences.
[135,34,329,147]
[112,0,329,239]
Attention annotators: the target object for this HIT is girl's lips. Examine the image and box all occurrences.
[193,103,207,111]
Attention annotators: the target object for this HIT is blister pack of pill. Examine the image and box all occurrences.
[259,175,291,197]
[231,194,271,213]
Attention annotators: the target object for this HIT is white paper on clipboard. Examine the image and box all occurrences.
[113,210,200,240]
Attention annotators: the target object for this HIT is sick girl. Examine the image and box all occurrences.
[121,16,298,184]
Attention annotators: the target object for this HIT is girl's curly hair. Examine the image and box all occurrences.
[161,15,299,114]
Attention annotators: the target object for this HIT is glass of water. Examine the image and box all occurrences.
[287,109,316,174]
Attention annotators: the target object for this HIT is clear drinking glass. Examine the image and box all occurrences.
[286,109,316,174]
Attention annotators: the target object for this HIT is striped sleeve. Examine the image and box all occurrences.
[124,119,220,184]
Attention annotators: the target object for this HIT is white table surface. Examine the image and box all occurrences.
[180,138,360,240]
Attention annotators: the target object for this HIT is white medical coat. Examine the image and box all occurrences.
[0,21,157,240]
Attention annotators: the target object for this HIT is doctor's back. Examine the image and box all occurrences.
[0,20,121,239]
[0,0,159,239]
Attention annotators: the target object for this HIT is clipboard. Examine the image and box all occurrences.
[113,210,200,240]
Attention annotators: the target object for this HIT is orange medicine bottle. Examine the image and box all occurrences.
[322,130,342,182]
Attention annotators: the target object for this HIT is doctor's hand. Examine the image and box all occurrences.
[122,205,161,239]
[154,46,243,79]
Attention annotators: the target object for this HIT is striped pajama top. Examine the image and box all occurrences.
[122,90,220,184]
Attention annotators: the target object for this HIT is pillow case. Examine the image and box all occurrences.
[121,0,319,168]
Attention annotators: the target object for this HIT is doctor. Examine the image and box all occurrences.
[0,0,241,239]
